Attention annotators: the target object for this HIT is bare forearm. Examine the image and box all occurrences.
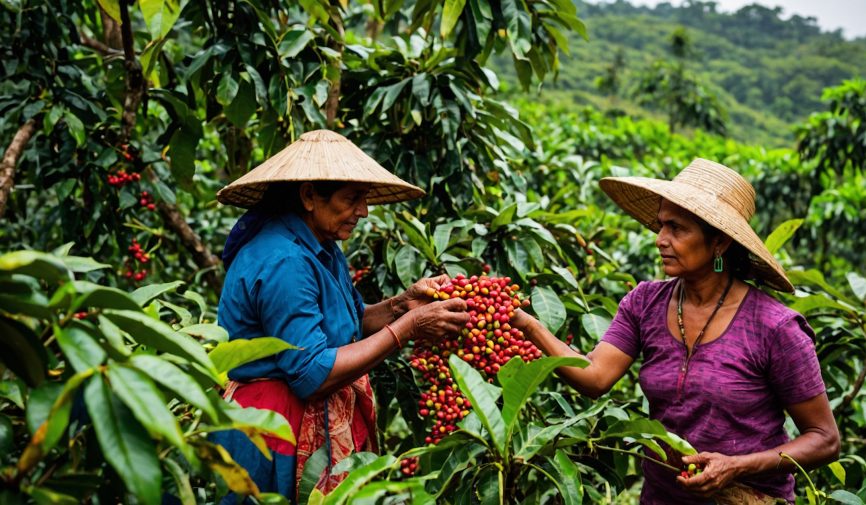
[314,317,411,397]
[735,429,841,477]
[361,296,409,336]
[522,318,610,398]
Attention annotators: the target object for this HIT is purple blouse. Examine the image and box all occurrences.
[602,280,825,504]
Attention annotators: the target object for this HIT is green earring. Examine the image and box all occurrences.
[714,253,724,273]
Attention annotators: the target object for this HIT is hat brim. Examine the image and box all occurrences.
[216,130,426,207]
[599,176,794,292]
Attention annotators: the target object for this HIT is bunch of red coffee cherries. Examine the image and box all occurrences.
[408,273,542,445]
[139,190,156,211]
[124,238,150,282]
[106,169,141,187]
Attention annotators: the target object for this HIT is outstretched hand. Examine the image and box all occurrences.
[678,452,743,497]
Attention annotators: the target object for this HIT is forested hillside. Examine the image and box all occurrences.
[502,0,866,146]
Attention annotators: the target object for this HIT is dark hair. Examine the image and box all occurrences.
[255,180,347,215]
[694,216,752,279]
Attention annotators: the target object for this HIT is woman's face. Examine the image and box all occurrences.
[304,182,371,242]
[655,199,717,278]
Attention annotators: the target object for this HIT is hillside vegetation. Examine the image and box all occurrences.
[502,0,866,147]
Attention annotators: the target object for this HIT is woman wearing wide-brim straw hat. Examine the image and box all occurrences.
[511,158,839,504]
[211,130,468,503]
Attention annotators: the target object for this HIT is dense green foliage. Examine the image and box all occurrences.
[520,0,866,147]
[0,0,865,504]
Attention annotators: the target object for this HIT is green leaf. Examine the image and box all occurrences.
[0,250,70,283]
[103,309,215,374]
[789,294,852,315]
[475,465,503,505]
[331,451,380,474]
[0,414,12,461]
[600,419,696,456]
[490,204,517,231]
[532,286,566,333]
[163,457,196,505]
[394,246,418,289]
[131,281,185,306]
[138,0,186,40]
[55,322,106,373]
[397,218,437,264]
[212,400,295,447]
[505,240,530,274]
[440,0,467,38]
[515,418,580,461]
[106,363,187,451]
[130,354,217,421]
[27,487,78,505]
[581,313,611,341]
[297,445,329,504]
[97,315,132,358]
[71,281,140,312]
[0,316,47,387]
[764,219,803,254]
[551,265,579,290]
[56,256,111,273]
[224,79,257,128]
[63,111,85,146]
[217,72,240,106]
[448,354,506,457]
[84,375,162,505]
[550,449,584,504]
[498,356,589,444]
[180,323,229,343]
[846,272,866,301]
[208,337,296,380]
[0,380,25,409]
[381,79,411,113]
[96,0,121,22]
[787,270,857,306]
[324,454,397,505]
[828,461,846,485]
[429,444,487,498]
[828,490,864,505]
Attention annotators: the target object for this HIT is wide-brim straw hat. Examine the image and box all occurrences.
[217,129,425,207]
[599,158,794,292]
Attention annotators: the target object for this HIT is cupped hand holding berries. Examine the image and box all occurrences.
[393,274,451,314]
[402,297,468,344]
[677,452,743,497]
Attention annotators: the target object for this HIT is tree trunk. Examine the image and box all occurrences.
[324,10,345,128]
[0,119,38,219]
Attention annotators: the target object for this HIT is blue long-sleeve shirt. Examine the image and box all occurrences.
[217,212,365,399]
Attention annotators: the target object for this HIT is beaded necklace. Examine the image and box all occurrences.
[676,274,734,375]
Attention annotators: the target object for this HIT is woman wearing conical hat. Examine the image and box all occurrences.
[512,159,839,504]
[211,130,468,503]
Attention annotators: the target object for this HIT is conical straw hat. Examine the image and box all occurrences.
[217,129,425,207]
[599,158,794,292]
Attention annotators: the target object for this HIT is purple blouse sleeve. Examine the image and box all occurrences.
[601,283,645,359]
[767,314,825,405]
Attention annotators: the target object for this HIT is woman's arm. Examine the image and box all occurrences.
[361,275,450,336]
[679,393,840,497]
[313,297,469,398]
[511,310,633,398]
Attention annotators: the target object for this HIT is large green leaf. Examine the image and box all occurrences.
[180,323,229,343]
[764,219,803,254]
[490,203,517,231]
[397,217,437,264]
[498,356,588,444]
[515,417,582,461]
[130,281,185,306]
[448,354,506,457]
[297,445,329,504]
[441,0,468,38]
[71,281,141,312]
[139,0,187,40]
[130,354,217,421]
[429,444,487,498]
[103,309,215,374]
[531,286,566,333]
[55,322,107,373]
[0,316,47,387]
[84,375,162,505]
[600,418,696,456]
[324,454,397,505]
[191,440,260,497]
[475,465,503,505]
[549,449,584,505]
[788,270,857,306]
[208,337,297,382]
[211,400,295,447]
[789,294,852,315]
[581,313,611,341]
[0,250,70,283]
[106,363,187,452]
[846,272,866,301]
[829,490,865,505]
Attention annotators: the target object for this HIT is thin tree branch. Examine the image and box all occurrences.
[79,32,122,57]
[835,359,866,416]
[324,8,345,128]
[0,119,38,219]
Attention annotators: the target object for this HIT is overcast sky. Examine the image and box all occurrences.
[630,0,866,39]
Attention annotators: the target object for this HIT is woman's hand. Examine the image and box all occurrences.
[393,274,451,315]
[678,452,744,497]
[403,297,468,343]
